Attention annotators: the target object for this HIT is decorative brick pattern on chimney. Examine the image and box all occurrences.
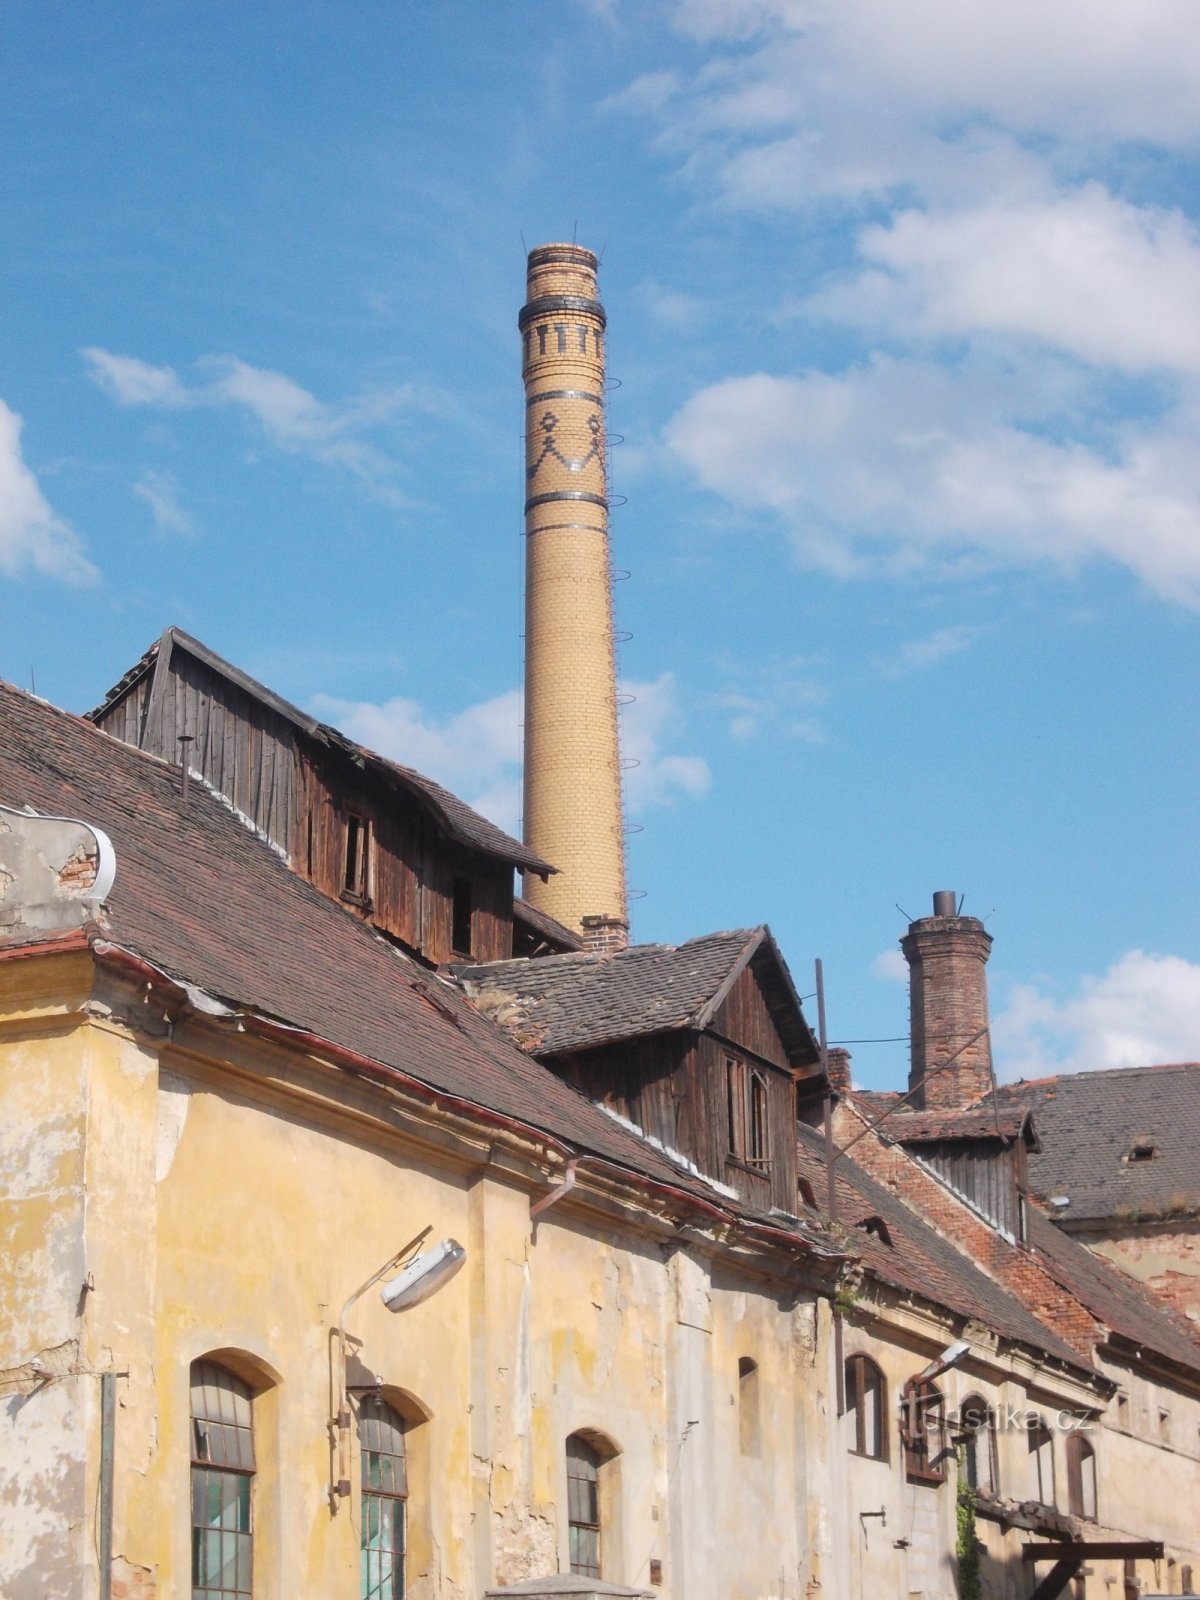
[902,891,993,1111]
[519,244,628,940]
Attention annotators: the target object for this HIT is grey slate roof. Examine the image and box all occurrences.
[455,928,785,1058]
[993,1065,1200,1222]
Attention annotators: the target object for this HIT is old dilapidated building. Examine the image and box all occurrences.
[4,238,1200,1600]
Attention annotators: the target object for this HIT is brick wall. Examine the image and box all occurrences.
[902,905,994,1110]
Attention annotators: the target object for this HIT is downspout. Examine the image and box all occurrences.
[99,1372,116,1600]
[530,1158,579,1221]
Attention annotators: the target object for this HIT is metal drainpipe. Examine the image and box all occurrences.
[99,1373,116,1600]
[530,1158,579,1221]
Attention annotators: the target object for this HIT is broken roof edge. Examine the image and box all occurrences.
[86,626,554,875]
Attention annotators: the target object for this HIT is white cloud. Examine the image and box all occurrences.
[994,950,1200,1079]
[620,673,712,808]
[82,348,189,407]
[812,188,1200,376]
[664,362,1200,606]
[872,948,909,984]
[0,400,96,585]
[83,347,431,498]
[652,0,1200,212]
[311,687,525,835]
[881,624,981,676]
[712,654,827,741]
[311,673,709,837]
[133,469,195,539]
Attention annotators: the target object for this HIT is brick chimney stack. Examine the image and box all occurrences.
[902,890,993,1110]
[519,244,628,944]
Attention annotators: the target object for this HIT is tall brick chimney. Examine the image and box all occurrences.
[902,890,993,1110]
[519,244,628,944]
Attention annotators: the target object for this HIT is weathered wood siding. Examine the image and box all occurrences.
[712,963,791,1072]
[94,654,299,850]
[554,1018,797,1213]
[690,1032,796,1211]
[912,1140,1020,1238]
[96,651,513,966]
[298,748,512,965]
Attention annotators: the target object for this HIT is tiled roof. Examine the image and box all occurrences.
[454,929,784,1058]
[0,680,799,1221]
[512,898,585,953]
[992,1065,1200,1222]
[1025,1205,1200,1373]
[86,628,553,875]
[794,1126,1090,1373]
[879,1103,1035,1146]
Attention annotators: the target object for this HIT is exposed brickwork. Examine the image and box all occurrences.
[1094,1225,1200,1328]
[826,1046,852,1093]
[520,243,627,937]
[580,913,629,955]
[831,1099,1102,1358]
[902,897,993,1110]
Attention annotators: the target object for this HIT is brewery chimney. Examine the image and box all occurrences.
[901,891,993,1110]
[519,244,628,946]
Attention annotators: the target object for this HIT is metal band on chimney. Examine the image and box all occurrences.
[519,243,628,943]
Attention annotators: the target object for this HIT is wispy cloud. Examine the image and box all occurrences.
[664,362,1200,606]
[871,948,909,984]
[615,1,1200,610]
[0,399,97,585]
[311,672,709,836]
[712,653,827,742]
[877,624,982,676]
[994,950,1200,1079]
[133,468,196,539]
[83,347,440,503]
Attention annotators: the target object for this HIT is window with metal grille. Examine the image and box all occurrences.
[567,1435,602,1579]
[845,1355,887,1461]
[360,1397,407,1600]
[959,1394,998,1497]
[1029,1416,1056,1507]
[1065,1432,1097,1521]
[190,1361,254,1600]
[902,1379,946,1484]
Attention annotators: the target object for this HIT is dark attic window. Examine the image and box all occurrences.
[797,1177,817,1209]
[343,815,371,904]
[858,1215,892,1247]
[1128,1139,1157,1163]
[452,876,474,958]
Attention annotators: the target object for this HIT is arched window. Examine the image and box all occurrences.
[959,1394,998,1498]
[190,1360,254,1600]
[903,1380,946,1484]
[738,1357,761,1456]
[1029,1416,1056,1506]
[360,1396,408,1600]
[1066,1431,1097,1521]
[567,1434,603,1578]
[845,1354,887,1461]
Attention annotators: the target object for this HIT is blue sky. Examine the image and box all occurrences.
[3,0,1200,1088]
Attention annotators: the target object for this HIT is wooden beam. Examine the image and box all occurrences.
[1024,1542,1164,1562]
[1029,1561,1079,1600]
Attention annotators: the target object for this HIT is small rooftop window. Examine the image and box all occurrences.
[1128,1140,1158,1163]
